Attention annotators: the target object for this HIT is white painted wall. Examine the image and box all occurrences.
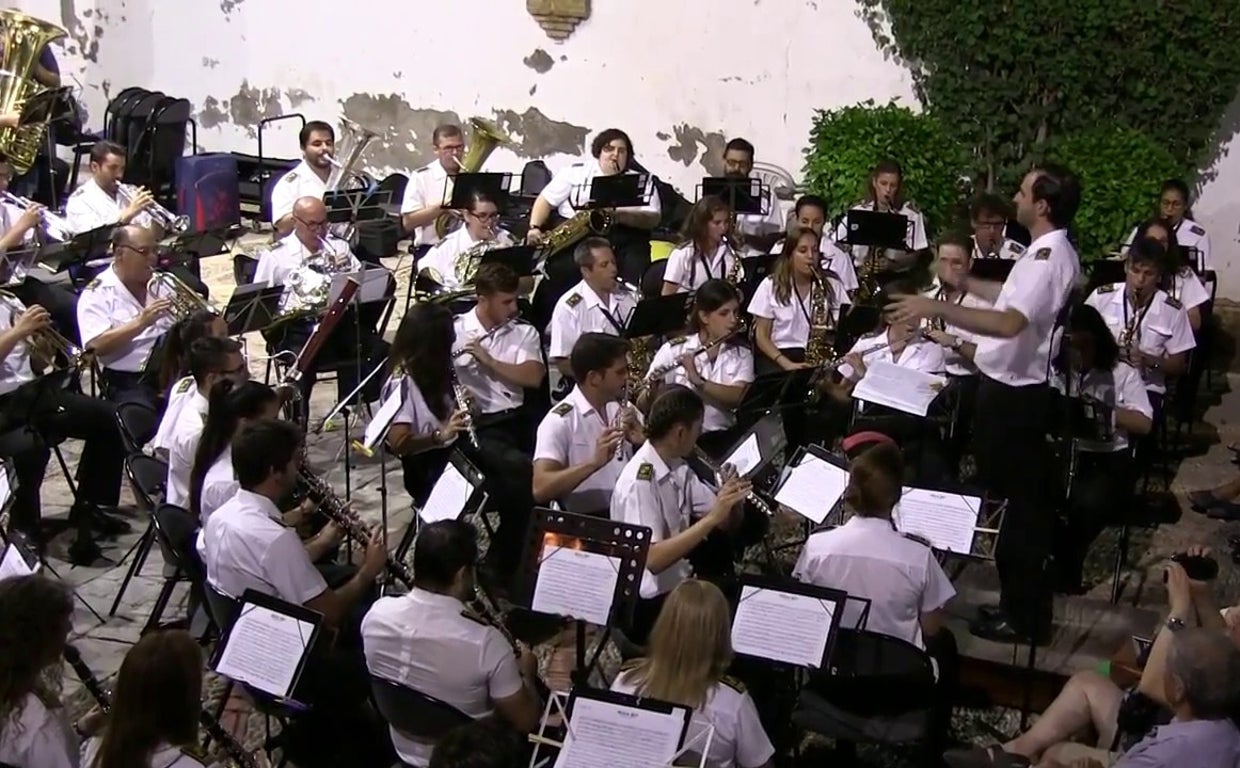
[1195,109,1240,298]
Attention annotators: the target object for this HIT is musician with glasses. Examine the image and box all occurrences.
[420,189,516,291]
[270,120,335,237]
[401,124,467,248]
[969,193,1027,260]
[770,194,859,294]
[720,137,785,256]
[362,519,543,768]
[527,128,662,285]
[76,225,175,411]
[1124,179,1213,273]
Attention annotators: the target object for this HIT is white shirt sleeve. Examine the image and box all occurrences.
[253,249,280,287]
[548,302,582,360]
[64,192,110,235]
[746,278,777,320]
[610,476,664,536]
[685,473,716,517]
[1177,270,1210,311]
[1004,259,1065,324]
[663,245,692,289]
[919,553,956,614]
[734,690,777,768]
[916,342,947,375]
[636,179,662,217]
[400,170,428,215]
[262,530,330,605]
[268,174,298,223]
[1115,363,1153,421]
[511,325,542,365]
[1197,230,1213,272]
[1162,302,1196,356]
[533,414,571,464]
[538,165,577,209]
[76,290,113,349]
[483,631,526,702]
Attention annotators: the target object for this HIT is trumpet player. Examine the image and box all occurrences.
[400,123,466,248]
[0,282,127,565]
[642,279,753,454]
[420,189,515,291]
[1084,236,1194,412]
[63,141,159,235]
[660,195,743,296]
[269,120,335,237]
[76,225,175,411]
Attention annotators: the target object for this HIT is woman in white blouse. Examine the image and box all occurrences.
[0,576,79,768]
[642,279,754,456]
[661,196,742,295]
[1050,303,1152,594]
[611,579,775,768]
[188,380,281,527]
[749,228,848,376]
[382,303,470,505]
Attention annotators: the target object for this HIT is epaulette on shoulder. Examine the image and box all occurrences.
[415,165,430,173]
[669,335,688,346]
[571,161,585,167]
[85,277,102,291]
[460,608,489,626]
[68,186,86,198]
[1097,283,1118,294]
[1008,241,1025,255]
[636,462,654,481]
[1164,294,1183,310]
[904,200,920,214]
[174,377,194,395]
[720,675,747,694]
[552,401,573,417]
[1035,247,1052,261]
[281,170,298,182]
[1190,224,1205,236]
[565,293,582,308]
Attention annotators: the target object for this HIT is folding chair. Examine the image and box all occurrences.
[109,454,169,617]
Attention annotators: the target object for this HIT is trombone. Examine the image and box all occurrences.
[117,183,190,234]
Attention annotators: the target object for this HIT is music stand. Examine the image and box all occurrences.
[479,244,537,277]
[892,480,1007,562]
[839,209,909,251]
[444,172,513,209]
[166,229,231,258]
[771,443,851,528]
[625,292,692,341]
[222,283,284,337]
[1086,260,1125,292]
[17,87,74,125]
[834,305,881,356]
[739,253,777,307]
[210,589,324,710]
[532,687,706,768]
[394,448,489,563]
[517,508,650,686]
[324,189,392,230]
[38,225,116,276]
[575,172,650,211]
[730,574,848,669]
[699,176,767,216]
[970,258,1017,283]
[736,367,815,418]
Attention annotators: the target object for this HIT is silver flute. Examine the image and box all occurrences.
[451,317,515,359]
[0,190,72,241]
[693,447,774,516]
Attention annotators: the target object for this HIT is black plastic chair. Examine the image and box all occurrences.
[140,503,199,635]
[519,160,552,198]
[369,674,472,757]
[109,454,170,617]
[116,401,160,455]
[793,629,937,765]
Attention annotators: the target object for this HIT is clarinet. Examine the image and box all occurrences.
[450,368,480,449]
[63,643,111,712]
[296,465,414,588]
[198,710,260,768]
[469,586,520,658]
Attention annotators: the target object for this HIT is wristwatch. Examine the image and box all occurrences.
[950,338,964,351]
[1166,616,1187,633]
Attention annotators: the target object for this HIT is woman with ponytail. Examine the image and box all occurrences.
[187,380,279,527]
[152,310,228,456]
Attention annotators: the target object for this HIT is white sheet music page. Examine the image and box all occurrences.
[419,463,473,524]
[0,544,36,583]
[360,384,403,452]
[731,585,834,668]
[554,696,687,768]
[893,487,981,555]
[531,545,620,626]
[722,432,762,478]
[774,453,848,524]
[852,360,946,416]
[214,604,313,698]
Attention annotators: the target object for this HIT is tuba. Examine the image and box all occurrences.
[434,117,513,239]
[324,117,382,192]
[0,11,67,175]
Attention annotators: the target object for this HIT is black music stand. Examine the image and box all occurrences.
[737,367,815,418]
[699,176,767,216]
[739,253,777,310]
[222,283,284,337]
[393,448,489,563]
[166,229,231,258]
[17,87,75,126]
[577,172,650,211]
[731,574,849,669]
[625,292,692,342]
[839,209,910,251]
[210,589,324,710]
[479,244,538,277]
[516,509,650,686]
[971,258,1017,283]
[1085,259,1125,292]
[38,225,116,278]
[834,305,881,356]
[771,443,851,529]
[324,189,391,228]
[444,172,513,209]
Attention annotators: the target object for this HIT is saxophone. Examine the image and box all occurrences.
[803,273,834,367]
[1119,292,1142,355]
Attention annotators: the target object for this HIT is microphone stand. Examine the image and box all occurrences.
[317,356,390,500]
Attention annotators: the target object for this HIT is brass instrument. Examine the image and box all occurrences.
[412,267,476,305]
[804,273,835,367]
[148,270,217,320]
[0,289,86,370]
[537,208,613,259]
[928,288,949,333]
[1119,291,1142,354]
[454,227,512,286]
[280,237,354,318]
[0,190,72,241]
[295,464,414,588]
[0,11,67,175]
[117,183,190,234]
[612,391,631,461]
[324,117,382,193]
[693,447,773,516]
[450,367,480,449]
[725,239,743,286]
[434,117,513,239]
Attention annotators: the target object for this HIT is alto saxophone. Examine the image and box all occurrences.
[1119,295,1141,355]
[612,391,631,461]
[803,273,834,367]
[725,239,743,286]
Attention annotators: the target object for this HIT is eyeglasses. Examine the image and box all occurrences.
[974,220,1006,230]
[119,244,155,257]
[294,215,328,229]
[437,144,465,153]
[468,211,500,221]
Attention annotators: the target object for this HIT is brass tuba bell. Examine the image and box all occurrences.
[324,117,382,193]
[434,117,513,239]
[0,10,68,175]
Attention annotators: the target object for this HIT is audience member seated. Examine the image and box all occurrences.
[361,520,543,767]
[611,579,775,768]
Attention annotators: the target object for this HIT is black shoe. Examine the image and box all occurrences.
[67,534,103,566]
[969,612,1050,645]
[976,603,1003,622]
[85,507,131,537]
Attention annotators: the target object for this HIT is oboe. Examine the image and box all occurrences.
[295,466,414,588]
[198,710,261,768]
[63,643,111,712]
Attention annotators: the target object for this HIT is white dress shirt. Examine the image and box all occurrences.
[199,447,239,526]
[453,307,541,414]
[361,588,524,767]
[203,489,327,604]
[612,672,774,768]
[253,234,363,314]
[769,237,860,293]
[1084,285,1196,395]
[747,275,848,350]
[0,693,78,768]
[971,236,1026,261]
[0,292,36,396]
[165,389,208,508]
[610,441,715,598]
[381,374,458,449]
[974,228,1080,387]
[420,226,514,290]
[646,335,754,432]
[533,384,631,514]
[1051,362,1152,453]
[152,376,196,452]
[400,160,452,247]
[833,201,929,268]
[837,329,946,383]
[64,178,154,234]
[1171,268,1209,312]
[77,264,176,372]
[794,515,955,650]
[0,201,40,283]
[81,737,204,768]
[547,279,638,360]
[538,161,662,220]
[921,287,993,376]
[662,243,743,294]
[268,159,328,224]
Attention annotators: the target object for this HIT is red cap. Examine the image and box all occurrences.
[841,430,897,455]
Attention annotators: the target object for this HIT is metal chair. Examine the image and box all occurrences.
[369,674,472,762]
[116,401,160,455]
[140,503,199,635]
[109,454,169,617]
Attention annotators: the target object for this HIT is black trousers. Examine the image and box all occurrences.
[924,628,960,755]
[1054,448,1133,590]
[0,383,125,533]
[972,376,1053,633]
[942,374,979,480]
[474,409,537,573]
[607,225,653,288]
[99,368,163,414]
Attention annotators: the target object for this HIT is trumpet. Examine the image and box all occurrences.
[117,182,190,234]
[148,270,217,321]
[0,190,72,241]
[451,317,515,359]
[0,290,87,370]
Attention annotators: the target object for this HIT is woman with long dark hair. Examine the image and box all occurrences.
[1132,217,1208,332]
[153,310,227,456]
[661,195,741,295]
[0,575,77,768]
[383,303,470,505]
[187,380,280,526]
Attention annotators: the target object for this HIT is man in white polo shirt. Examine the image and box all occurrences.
[887,164,1082,644]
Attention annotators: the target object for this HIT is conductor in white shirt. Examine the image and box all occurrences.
[887,164,1082,644]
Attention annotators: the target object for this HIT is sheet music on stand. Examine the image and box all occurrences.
[329,269,391,305]
[773,445,849,525]
[893,485,1006,560]
[211,590,323,705]
[546,687,703,768]
[731,575,847,669]
[531,535,625,627]
[357,378,402,455]
[0,462,32,583]
[852,361,946,417]
[418,450,485,525]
